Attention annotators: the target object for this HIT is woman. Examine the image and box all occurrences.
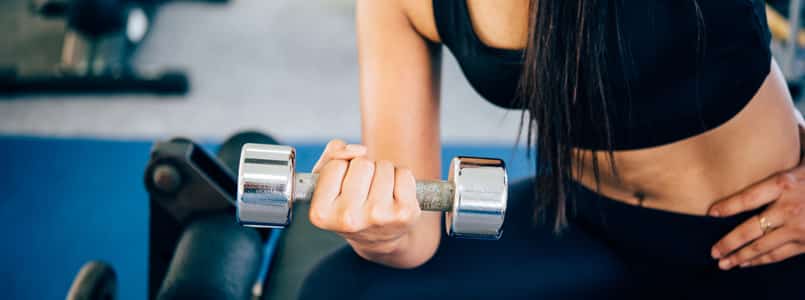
[300,0,805,298]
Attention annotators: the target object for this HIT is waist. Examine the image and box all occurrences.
[568,179,761,267]
[573,61,800,215]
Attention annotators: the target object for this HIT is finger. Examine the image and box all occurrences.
[366,160,396,226]
[711,209,785,260]
[309,160,349,230]
[393,167,421,224]
[312,139,346,173]
[741,243,805,268]
[708,172,795,217]
[311,140,367,173]
[720,228,793,270]
[333,157,375,232]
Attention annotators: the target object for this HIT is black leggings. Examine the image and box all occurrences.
[300,178,805,299]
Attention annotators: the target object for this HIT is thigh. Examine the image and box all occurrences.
[713,254,805,299]
[299,178,630,300]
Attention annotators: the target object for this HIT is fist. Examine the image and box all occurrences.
[309,140,422,255]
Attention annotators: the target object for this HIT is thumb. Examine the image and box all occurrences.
[312,140,367,173]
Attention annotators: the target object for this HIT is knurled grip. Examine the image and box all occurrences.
[293,173,455,211]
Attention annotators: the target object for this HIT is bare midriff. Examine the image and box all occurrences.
[573,61,801,215]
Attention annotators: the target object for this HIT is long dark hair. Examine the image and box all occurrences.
[518,0,703,231]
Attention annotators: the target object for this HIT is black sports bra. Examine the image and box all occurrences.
[433,0,772,150]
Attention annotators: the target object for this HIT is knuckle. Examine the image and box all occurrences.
[777,173,796,189]
[396,208,419,224]
[738,250,754,262]
[309,209,328,229]
[338,214,364,233]
[785,202,805,218]
[721,239,739,252]
[394,210,410,224]
[737,230,754,242]
[350,157,374,170]
[326,139,346,150]
[369,207,393,225]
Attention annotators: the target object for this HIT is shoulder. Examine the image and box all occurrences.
[357,0,442,43]
[401,0,442,43]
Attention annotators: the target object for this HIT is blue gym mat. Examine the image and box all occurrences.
[0,135,533,300]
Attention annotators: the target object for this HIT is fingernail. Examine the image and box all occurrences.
[740,262,750,268]
[712,249,721,259]
[719,259,732,270]
[710,210,720,217]
[345,144,366,152]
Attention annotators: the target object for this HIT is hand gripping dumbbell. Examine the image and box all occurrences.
[236,144,508,239]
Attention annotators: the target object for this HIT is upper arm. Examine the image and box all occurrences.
[356,0,442,179]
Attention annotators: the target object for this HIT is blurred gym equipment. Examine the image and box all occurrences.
[767,1,804,102]
[143,131,272,299]
[63,133,256,299]
[145,137,236,223]
[0,0,227,96]
[66,261,117,300]
[142,131,357,300]
[55,131,369,300]
[238,143,509,240]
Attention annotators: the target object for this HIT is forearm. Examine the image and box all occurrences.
[358,110,443,269]
[353,0,444,268]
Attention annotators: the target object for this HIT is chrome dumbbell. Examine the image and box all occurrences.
[236,144,508,240]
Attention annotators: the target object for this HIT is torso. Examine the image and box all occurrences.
[573,68,800,214]
[405,0,801,215]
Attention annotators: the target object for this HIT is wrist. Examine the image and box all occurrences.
[350,233,417,267]
[351,223,441,268]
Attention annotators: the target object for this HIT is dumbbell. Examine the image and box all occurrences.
[236,144,508,239]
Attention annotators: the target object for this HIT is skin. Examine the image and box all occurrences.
[309,0,442,269]
[309,0,805,270]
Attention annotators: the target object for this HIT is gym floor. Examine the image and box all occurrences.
[0,0,802,299]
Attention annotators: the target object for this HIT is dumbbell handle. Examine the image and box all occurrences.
[293,173,455,211]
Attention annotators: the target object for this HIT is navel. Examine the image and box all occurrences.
[634,191,647,207]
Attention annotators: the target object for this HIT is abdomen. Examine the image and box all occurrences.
[574,60,800,215]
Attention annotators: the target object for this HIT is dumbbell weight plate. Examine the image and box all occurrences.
[217,131,280,174]
[446,156,507,239]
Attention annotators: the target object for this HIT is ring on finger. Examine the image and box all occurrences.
[758,215,775,234]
